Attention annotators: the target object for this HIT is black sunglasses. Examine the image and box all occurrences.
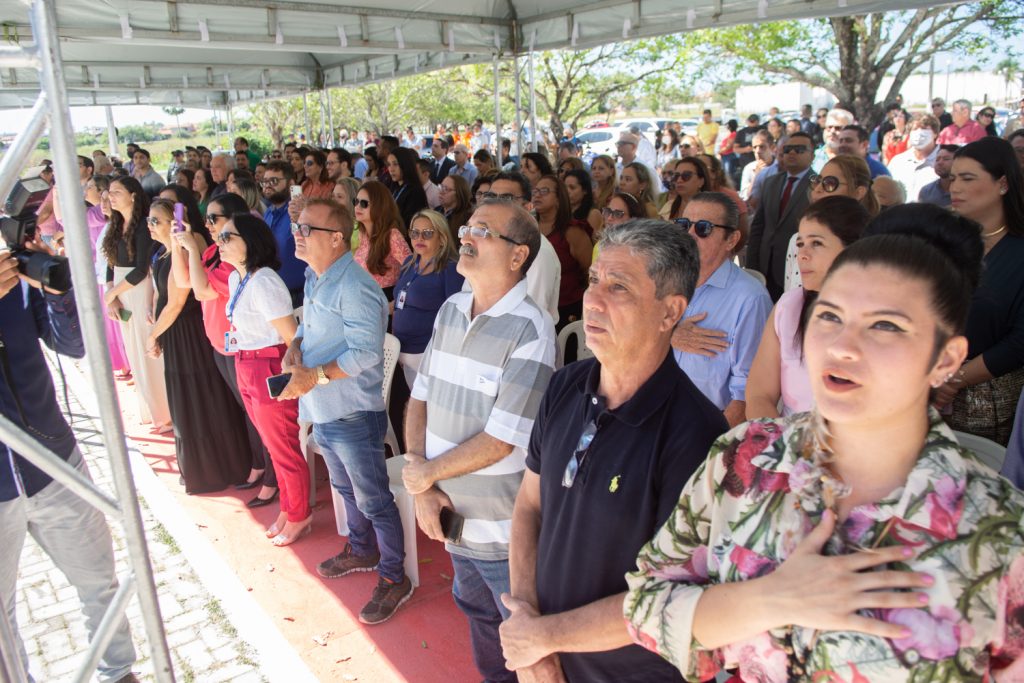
[601,207,626,219]
[205,213,226,224]
[562,420,597,488]
[782,145,810,154]
[355,198,370,209]
[674,217,734,238]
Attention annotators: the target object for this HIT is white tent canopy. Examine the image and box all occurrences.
[0,0,946,108]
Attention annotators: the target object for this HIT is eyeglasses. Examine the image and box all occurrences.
[206,213,226,224]
[271,153,283,159]
[304,160,316,167]
[478,191,523,202]
[259,177,284,187]
[674,217,734,238]
[215,231,238,244]
[457,225,524,246]
[355,198,370,209]
[665,171,696,183]
[531,187,553,197]
[809,174,842,193]
[782,145,810,154]
[601,207,626,219]
[290,223,339,237]
[145,216,163,227]
[409,228,436,240]
[562,420,597,488]
[979,112,994,118]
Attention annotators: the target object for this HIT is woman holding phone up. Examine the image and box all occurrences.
[206,213,311,546]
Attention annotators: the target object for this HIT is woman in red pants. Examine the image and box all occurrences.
[213,212,311,546]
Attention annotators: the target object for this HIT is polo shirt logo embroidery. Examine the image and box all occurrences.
[609,475,621,493]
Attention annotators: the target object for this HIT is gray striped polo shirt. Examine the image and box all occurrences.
[411,279,556,560]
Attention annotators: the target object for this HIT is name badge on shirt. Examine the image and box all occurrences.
[395,288,408,310]
[224,331,239,354]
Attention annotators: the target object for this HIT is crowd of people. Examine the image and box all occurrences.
[6,92,1024,682]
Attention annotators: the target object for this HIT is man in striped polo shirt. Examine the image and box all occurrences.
[403,199,556,683]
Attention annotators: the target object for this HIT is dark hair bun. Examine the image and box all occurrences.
[862,203,983,290]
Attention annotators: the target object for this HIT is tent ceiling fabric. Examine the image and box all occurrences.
[0,0,946,109]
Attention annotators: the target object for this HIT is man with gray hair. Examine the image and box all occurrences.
[812,107,855,172]
[449,143,479,187]
[937,99,987,145]
[498,219,727,682]
[208,151,234,200]
[403,199,556,683]
[672,192,771,426]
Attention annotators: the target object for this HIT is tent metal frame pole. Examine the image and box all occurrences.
[0,1,176,681]
[227,101,235,140]
[528,50,538,153]
[514,56,523,161]
[327,88,335,147]
[302,91,311,144]
[493,55,502,167]
[0,93,48,200]
[105,105,119,157]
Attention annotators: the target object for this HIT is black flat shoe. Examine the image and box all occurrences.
[235,472,264,490]
[246,489,279,508]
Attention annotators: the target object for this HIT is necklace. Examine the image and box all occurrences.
[982,225,1006,238]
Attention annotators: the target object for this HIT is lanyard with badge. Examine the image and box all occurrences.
[395,257,428,310]
[224,271,252,353]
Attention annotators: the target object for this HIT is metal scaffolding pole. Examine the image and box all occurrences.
[528,50,538,153]
[0,1,177,681]
[493,56,502,167]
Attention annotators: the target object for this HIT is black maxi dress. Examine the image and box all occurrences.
[152,247,251,494]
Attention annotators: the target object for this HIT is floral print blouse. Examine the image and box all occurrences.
[625,410,1024,682]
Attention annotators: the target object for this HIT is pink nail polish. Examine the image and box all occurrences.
[918,593,929,604]
[921,574,934,586]
[902,547,913,558]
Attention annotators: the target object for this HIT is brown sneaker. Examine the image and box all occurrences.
[359,575,413,625]
[316,543,380,579]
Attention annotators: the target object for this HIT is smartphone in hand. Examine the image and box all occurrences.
[439,506,464,544]
[172,202,185,233]
[266,372,292,398]
[290,185,303,200]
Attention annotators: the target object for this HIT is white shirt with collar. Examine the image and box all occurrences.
[888,146,939,202]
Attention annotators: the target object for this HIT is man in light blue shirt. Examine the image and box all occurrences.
[279,197,412,625]
[449,143,478,186]
[670,193,772,427]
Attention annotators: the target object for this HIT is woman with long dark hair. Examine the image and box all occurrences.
[938,136,1024,444]
[532,174,593,328]
[665,157,710,221]
[386,147,428,230]
[301,148,333,199]
[564,168,602,233]
[628,205,1024,681]
[746,196,871,418]
[102,176,171,430]
[591,154,617,210]
[193,167,216,216]
[353,180,412,300]
[146,198,250,493]
[437,174,473,237]
[521,152,553,187]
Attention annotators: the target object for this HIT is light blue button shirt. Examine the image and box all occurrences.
[673,260,772,410]
[296,251,387,423]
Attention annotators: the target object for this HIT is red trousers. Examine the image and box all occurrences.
[234,347,309,522]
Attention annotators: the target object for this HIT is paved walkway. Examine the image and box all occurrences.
[11,352,311,682]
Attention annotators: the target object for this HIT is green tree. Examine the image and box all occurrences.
[162,106,185,137]
[680,2,1023,129]
[246,98,304,150]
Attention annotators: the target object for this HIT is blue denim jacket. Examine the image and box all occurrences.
[297,251,387,423]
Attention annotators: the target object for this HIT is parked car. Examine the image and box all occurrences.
[576,127,622,158]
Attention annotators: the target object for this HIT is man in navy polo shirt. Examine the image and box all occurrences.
[499,220,728,682]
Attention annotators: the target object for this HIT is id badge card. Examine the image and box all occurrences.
[224,331,239,354]
[395,288,408,310]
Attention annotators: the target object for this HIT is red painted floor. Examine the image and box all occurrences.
[114,377,479,682]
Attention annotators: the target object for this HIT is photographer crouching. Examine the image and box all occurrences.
[0,234,138,680]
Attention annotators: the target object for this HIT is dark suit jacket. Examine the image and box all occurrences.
[747,170,811,297]
[429,156,456,185]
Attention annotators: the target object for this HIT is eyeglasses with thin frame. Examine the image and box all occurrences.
[290,223,339,237]
[531,187,553,197]
[478,191,524,202]
[409,228,436,240]
[457,225,524,246]
[809,174,842,193]
[674,217,735,238]
[215,230,238,245]
[562,420,597,488]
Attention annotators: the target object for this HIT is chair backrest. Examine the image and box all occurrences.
[742,267,767,288]
[382,332,401,405]
[555,320,594,367]
[953,430,1007,472]
[293,306,303,324]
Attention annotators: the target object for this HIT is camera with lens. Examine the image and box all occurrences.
[1,174,72,293]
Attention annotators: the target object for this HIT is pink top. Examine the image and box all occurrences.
[200,243,234,354]
[353,227,411,288]
[936,119,987,145]
[774,287,813,416]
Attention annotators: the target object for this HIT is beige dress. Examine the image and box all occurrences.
[113,265,170,426]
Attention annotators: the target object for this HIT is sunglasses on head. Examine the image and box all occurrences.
[673,217,733,238]
[355,198,370,209]
[409,228,436,240]
[809,174,842,193]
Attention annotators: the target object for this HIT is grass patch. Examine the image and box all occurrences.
[203,598,238,639]
[151,522,180,555]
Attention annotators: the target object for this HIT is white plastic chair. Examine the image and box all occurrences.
[953,430,1007,472]
[556,320,594,367]
[742,267,767,288]
[385,455,420,587]
[381,333,402,457]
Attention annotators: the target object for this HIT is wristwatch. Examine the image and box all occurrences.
[316,364,329,385]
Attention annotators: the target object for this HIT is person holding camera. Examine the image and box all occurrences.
[0,249,139,683]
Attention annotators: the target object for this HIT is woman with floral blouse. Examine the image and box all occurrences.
[625,204,1024,682]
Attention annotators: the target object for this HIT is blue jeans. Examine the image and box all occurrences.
[451,554,517,683]
[313,411,405,582]
[0,450,136,683]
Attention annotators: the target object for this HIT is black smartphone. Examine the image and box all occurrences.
[439,506,464,544]
[266,372,292,398]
